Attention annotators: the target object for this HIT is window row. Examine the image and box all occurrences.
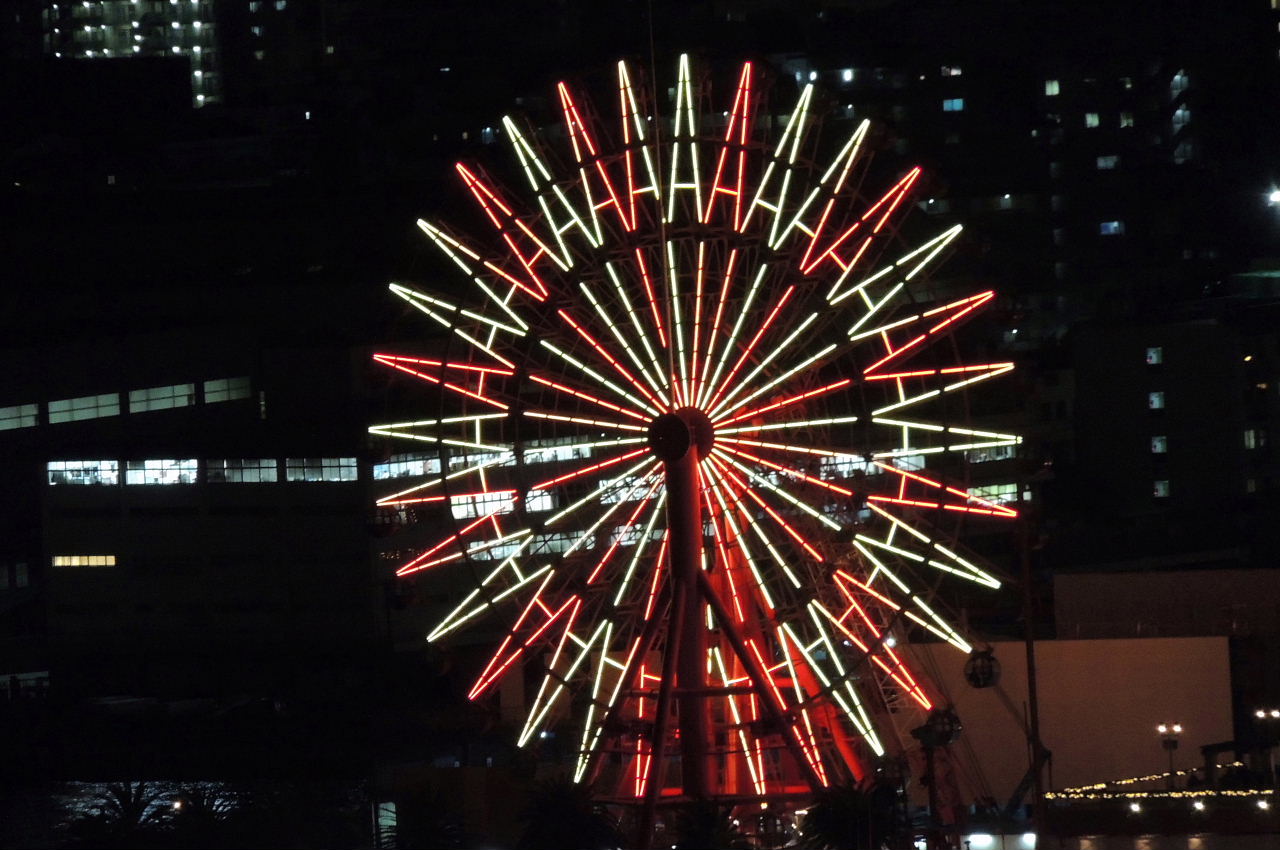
[2,377,249,430]
[47,457,357,486]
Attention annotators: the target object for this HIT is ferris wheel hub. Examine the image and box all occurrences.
[647,407,715,462]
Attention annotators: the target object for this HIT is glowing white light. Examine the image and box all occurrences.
[1020,834,1037,848]
[967,835,994,850]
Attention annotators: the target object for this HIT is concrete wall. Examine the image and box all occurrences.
[911,637,1232,803]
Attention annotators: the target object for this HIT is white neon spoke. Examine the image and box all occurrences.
[665,53,704,223]
[830,224,962,306]
[666,242,692,403]
[708,312,822,420]
[523,411,648,433]
[580,280,669,403]
[700,263,769,408]
[712,448,842,531]
[704,458,801,590]
[611,493,666,607]
[715,415,860,435]
[541,340,663,417]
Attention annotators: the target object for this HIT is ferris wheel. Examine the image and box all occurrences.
[370,55,1018,813]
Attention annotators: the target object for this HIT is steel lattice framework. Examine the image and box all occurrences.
[371,56,1019,812]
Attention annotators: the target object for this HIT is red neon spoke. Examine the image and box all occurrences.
[864,362,1011,381]
[689,243,707,403]
[632,249,669,349]
[800,167,921,275]
[558,82,631,231]
[703,284,796,413]
[455,164,554,299]
[872,461,1017,517]
[863,291,995,376]
[715,378,852,427]
[373,354,511,411]
[841,594,930,700]
[378,489,516,508]
[533,447,650,492]
[527,373,649,421]
[822,608,932,710]
[711,457,824,562]
[395,514,496,577]
[586,481,662,584]
[642,532,669,621]
[744,638,825,778]
[704,62,754,230]
[715,444,855,497]
[698,248,738,400]
[469,586,576,700]
[372,354,513,377]
[703,490,746,623]
[555,308,666,411]
[866,496,1016,517]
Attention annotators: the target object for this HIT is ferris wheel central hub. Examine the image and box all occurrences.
[647,407,715,463]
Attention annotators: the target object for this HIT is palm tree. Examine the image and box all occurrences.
[62,781,169,849]
[798,781,898,850]
[516,776,622,850]
[673,798,752,850]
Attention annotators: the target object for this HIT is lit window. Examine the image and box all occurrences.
[1153,480,1170,498]
[47,460,119,486]
[450,490,516,518]
[526,489,554,512]
[52,555,116,568]
[251,25,261,35]
[274,0,285,7]
[1151,435,1168,453]
[965,444,1017,463]
[941,65,962,77]
[1120,111,1134,128]
[1245,428,1267,450]
[1096,155,1119,169]
[1121,76,1133,90]
[125,459,197,485]
[0,403,38,430]
[1085,112,1100,128]
[1148,391,1166,410]
[1044,79,1060,96]
[372,452,442,480]
[249,1,259,10]
[48,393,119,423]
[207,458,277,483]
[942,98,965,112]
[967,483,1026,505]
[203,376,251,403]
[1146,346,1163,365]
[128,382,195,413]
[1099,220,1125,236]
[285,457,357,482]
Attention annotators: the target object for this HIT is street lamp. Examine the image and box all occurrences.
[1158,723,1183,789]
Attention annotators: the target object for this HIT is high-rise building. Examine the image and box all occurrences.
[40,0,222,106]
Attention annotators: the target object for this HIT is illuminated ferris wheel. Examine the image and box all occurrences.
[371,56,1018,812]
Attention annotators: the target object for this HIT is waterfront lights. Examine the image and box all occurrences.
[1158,722,1183,789]
[1129,801,1142,813]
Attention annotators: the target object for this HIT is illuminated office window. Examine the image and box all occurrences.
[203,376,251,403]
[285,457,357,482]
[207,458,277,483]
[128,382,194,413]
[0,403,38,430]
[52,555,117,568]
[48,393,119,423]
[47,460,119,486]
[125,459,197,485]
